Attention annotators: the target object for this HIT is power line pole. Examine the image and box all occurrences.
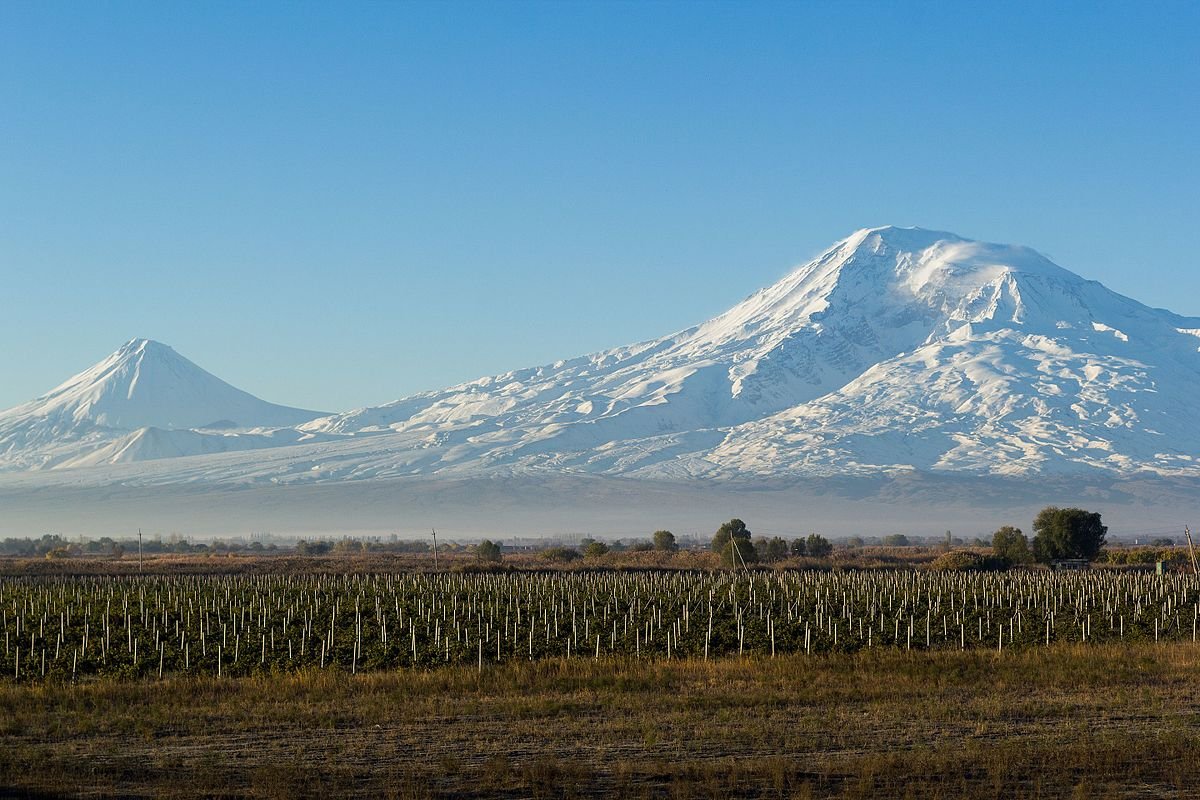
[733,536,750,573]
[1184,526,1198,576]
[138,528,143,573]
[431,528,439,571]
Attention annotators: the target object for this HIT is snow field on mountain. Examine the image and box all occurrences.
[3,226,1199,484]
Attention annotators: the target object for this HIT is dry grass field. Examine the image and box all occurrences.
[2,642,1198,799]
[0,545,943,577]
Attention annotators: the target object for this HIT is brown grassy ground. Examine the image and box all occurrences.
[0,552,443,576]
[2,643,1197,799]
[0,545,955,577]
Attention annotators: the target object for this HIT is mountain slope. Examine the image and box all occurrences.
[280,226,1200,480]
[0,339,327,469]
[3,227,1199,482]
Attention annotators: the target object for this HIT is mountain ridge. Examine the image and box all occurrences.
[4,226,1199,481]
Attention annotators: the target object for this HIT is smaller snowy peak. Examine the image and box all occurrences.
[0,338,326,434]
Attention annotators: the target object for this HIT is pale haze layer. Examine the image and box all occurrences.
[5,227,1200,540]
[1,2,1197,414]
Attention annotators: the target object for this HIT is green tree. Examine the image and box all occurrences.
[711,518,750,553]
[757,536,789,563]
[1031,506,1107,562]
[721,538,758,567]
[881,534,911,547]
[790,537,807,557]
[806,533,833,558]
[476,539,502,563]
[652,530,678,552]
[583,540,610,558]
[991,526,1031,566]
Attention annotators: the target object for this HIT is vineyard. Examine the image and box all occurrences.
[4,569,1199,682]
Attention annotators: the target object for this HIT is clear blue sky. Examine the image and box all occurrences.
[2,1,1196,412]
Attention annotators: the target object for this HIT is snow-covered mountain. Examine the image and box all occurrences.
[279,225,1200,481]
[4,227,1200,483]
[0,338,327,470]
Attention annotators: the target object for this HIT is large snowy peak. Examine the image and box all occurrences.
[302,226,943,438]
[699,229,1200,477]
[299,227,1102,435]
[290,226,1200,480]
[0,339,326,469]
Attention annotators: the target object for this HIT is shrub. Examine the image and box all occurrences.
[652,530,678,552]
[1102,547,1189,567]
[540,547,580,563]
[929,550,1002,572]
[476,540,502,563]
[583,541,610,558]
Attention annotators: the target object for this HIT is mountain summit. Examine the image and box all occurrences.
[3,228,1199,480]
[0,339,325,469]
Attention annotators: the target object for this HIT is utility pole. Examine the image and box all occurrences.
[431,528,439,571]
[1184,526,1198,576]
[138,528,143,573]
[732,536,749,573]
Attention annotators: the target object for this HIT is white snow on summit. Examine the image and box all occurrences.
[0,339,326,469]
[4,227,1199,483]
